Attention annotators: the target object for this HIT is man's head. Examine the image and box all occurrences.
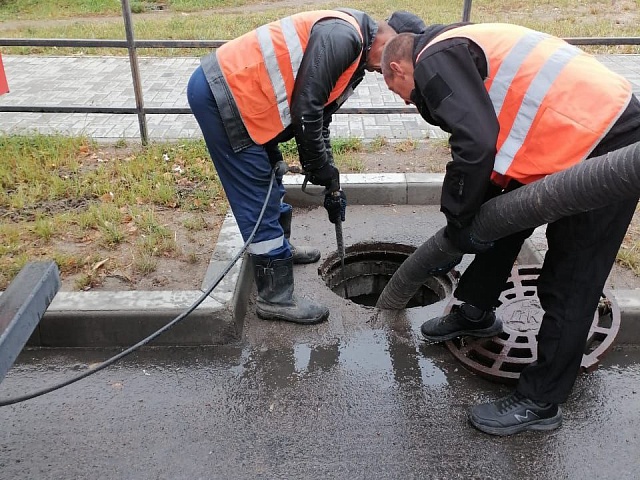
[365,21,397,73]
[381,33,416,104]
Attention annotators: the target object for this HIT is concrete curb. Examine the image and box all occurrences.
[283,173,445,207]
[16,173,640,347]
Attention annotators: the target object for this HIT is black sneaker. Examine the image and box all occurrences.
[420,304,502,342]
[469,391,562,436]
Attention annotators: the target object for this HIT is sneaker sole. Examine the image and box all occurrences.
[421,319,503,343]
[469,409,563,436]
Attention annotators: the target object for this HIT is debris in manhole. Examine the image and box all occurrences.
[318,242,455,308]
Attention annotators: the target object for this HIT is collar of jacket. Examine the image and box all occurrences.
[336,8,377,68]
[413,22,471,64]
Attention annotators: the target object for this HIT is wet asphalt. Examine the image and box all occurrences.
[1,205,640,479]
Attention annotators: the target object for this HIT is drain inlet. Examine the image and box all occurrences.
[319,242,455,308]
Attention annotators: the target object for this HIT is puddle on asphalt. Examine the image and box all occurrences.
[241,327,450,391]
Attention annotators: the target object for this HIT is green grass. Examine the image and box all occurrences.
[0,134,224,289]
[2,0,638,55]
[278,137,365,172]
[0,0,125,21]
[394,139,418,153]
[183,215,207,231]
[617,241,640,276]
[0,0,264,22]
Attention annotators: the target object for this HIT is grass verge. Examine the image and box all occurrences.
[0,133,372,290]
[0,133,224,290]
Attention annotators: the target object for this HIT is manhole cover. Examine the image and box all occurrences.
[444,265,620,383]
[318,242,456,308]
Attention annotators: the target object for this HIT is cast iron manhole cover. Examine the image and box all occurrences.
[444,265,620,383]
[318,242,456,308]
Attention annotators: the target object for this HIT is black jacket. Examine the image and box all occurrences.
[410,26,640,228]
[267,8,377,172]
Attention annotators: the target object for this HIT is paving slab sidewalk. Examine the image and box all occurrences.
[1,54,639,141]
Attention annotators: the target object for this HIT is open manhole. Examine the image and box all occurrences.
[445,265,621,383]
[318,242,456,308]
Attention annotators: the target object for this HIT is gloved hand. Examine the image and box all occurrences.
[308,163,340,191]
[272,160,288,180]
[324,190,347,224]
[445,223,494,254]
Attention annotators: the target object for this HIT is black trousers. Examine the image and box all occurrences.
[455,197,638,404]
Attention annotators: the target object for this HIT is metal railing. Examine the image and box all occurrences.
[1,0,639,144]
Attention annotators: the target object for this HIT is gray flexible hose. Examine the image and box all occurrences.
[376,141,640,310]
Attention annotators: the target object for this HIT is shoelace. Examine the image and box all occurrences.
[496,392,527,414]
[497,392,552,414]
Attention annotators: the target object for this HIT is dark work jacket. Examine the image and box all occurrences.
[200,9,376,172]
[410,26,640,228]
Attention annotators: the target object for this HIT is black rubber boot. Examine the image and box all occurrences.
[469,391,562,436]
[420,303,503,342]
[252,255,329,325]
[279,208,321,264]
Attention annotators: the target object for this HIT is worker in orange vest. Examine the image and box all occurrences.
[187,9,424,325]
[381,25,640,435]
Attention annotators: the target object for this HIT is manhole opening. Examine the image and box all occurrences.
[318,242,455,308]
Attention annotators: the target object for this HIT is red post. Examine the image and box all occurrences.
[0,52,9,95]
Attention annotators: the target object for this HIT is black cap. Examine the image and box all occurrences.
[387,11,426,34]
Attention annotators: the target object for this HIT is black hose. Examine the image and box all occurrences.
[376,141,640,310]
[0,171,276,406]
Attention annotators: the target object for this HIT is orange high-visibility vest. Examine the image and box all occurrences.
[0,52,8,95]
[420,24,632,186]
[217,11,363,145]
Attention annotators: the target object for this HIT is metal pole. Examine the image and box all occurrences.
[462,0,473,22]
[121,0,148,145]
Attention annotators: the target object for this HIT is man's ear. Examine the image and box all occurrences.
[390,61,404,78]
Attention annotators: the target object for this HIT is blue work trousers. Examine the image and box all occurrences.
[187,66,290,259]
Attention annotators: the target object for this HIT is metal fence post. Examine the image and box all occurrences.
[462,0,473,22]
[121,0,148,145]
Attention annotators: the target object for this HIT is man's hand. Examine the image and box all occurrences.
[324,190,347,224]
[308,163,340,191]
[445,223,494,254]
[273,160,288,180]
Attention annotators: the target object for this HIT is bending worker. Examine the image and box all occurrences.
[381,25,640,435]
[187,9,406,325]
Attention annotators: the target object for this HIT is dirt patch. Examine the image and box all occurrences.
[57,208,224,292]
[358,140,449,174]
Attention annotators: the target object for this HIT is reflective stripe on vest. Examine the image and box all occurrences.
[217,11,363,145]
[419,24,632,185]
[255,16,303,128]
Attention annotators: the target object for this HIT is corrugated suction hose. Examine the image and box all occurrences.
[376,141,640,310]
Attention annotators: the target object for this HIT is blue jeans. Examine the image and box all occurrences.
[187,66,290,259]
